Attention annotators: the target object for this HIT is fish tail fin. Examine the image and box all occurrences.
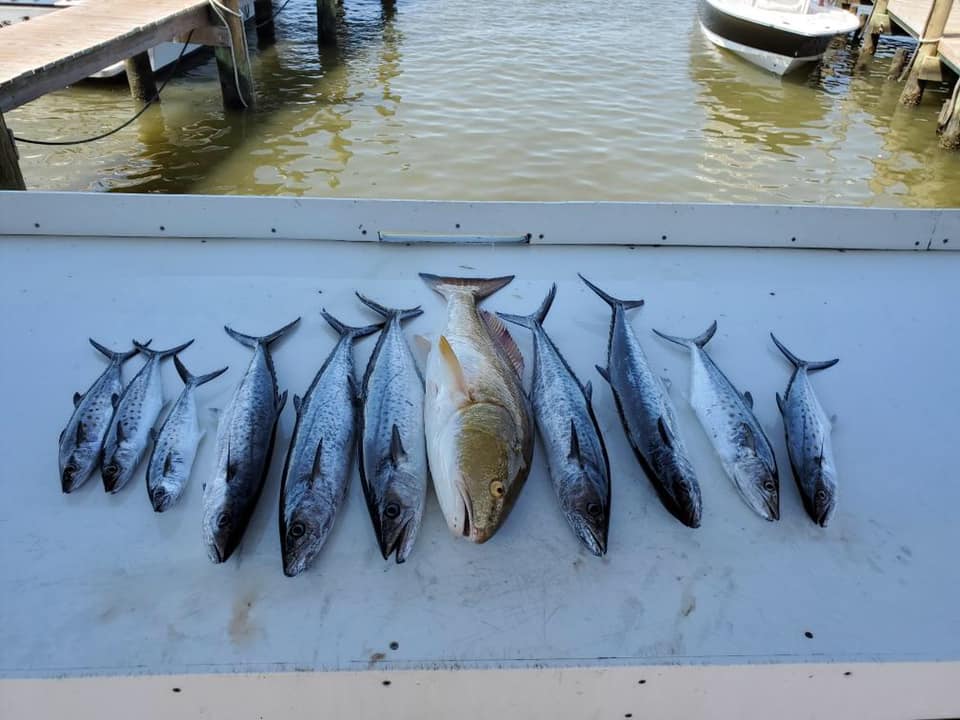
[653,320,718,349]
[174,356,229,387]
[419,273,514,302]
[133,338,194,360]
[321,310,383,339]
[497,283,557,331]
[90,338,144,362]
[355,292,424,323]
[225,317,301,348]
[770,334,839,372]
[578,274,644,311]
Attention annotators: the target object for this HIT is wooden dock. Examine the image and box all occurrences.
[887,0,960,74]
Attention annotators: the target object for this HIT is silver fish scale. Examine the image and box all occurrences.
[146,386,198,497]
[782,369,832,490]
[102,356,163,490]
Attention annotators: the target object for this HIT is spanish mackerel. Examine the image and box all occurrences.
[420,273,534,543]
[59,339,143,493]
[203,318,299,564]
[654,322,779,521]
[280,311,381,577]
[772,334,840,527]
[499,284,611,555]
[101,339,194,494]
[356,293,427,564]
[146,357,228,512]
[579,275,702,528]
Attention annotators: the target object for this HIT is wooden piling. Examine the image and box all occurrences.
[254,0,275,45]
[939,80,960,150]
[899,0,953,106]
[887,47,910,79]
[317,0,338,47]
[856,0,890,70]
[214,0,255,109]
[0,112,25,191]
[124,52,158,104]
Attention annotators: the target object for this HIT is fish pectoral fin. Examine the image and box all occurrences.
[595,366,611,384]
[657,416,674,449]
[568,420,585,468]
[311,437,324,483]
[776,392,785,414]
[76,421,88,445]
[150,427,159,442]
[115,420,126,444]
[743,391,754,408]
[438,336,470,401]
[73,392,83,407]
[163,452,178,476]
[390,424,406,466]
[111,393,120,409]
[739,422,757,453]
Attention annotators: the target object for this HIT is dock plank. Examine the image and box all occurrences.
[888,0,960,74]
[0,0,214,112]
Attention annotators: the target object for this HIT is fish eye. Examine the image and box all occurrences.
[216,512,231,529]
[763,480,776,493]
[489,480,505,498]
[63,463,77,478]
[586,502,602,517]
[384,503,401,520]
[103,463,119,478]
[289,521,306,539]
[815,489,827,502]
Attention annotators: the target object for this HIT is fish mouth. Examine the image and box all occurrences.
[815,503,834,528]
[61,462,81,493]
[765,495,781,522]
[101,462,122,493]
[150,487,171,513]
[576,523,607,557]
[379,518,413,564]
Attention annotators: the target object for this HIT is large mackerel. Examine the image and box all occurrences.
[203,318,299,564]
[771,334,840,527]
[499,284,611,555]
[59,339,142,493]
[279,311,381,577]
[356,293,427,564]
[579,274,702,528]
[654,321,779,521]
[101,339,194,494]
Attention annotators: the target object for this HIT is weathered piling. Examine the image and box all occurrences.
[856,0,889,70]
[939,81,960,149]
[317,0,338,46]
[899,0,953,105]
[124,52,159,104]
[887,47,910,79]
[214,0,255,109]
[254,0,276,45]
[0,112,25,191]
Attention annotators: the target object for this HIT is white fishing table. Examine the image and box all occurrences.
[1,193,958,719]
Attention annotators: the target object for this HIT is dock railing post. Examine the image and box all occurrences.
[899,0,952,105]
[214,0,256,109]
[317,0,338,47]
[939,80,960,149]
[0,112,26,191]
[124,52,159,105]
[856,0,889,70]
[254,0,276,45]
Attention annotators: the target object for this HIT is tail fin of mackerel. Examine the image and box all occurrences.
[653,321,718,349]
[355,293,423,323]
[90,338,146,363]
[770,334,839,372]
[174,356,229,388]
[578,274,644,311]
[225,317,300,349]
[321,310,383,339]
[497,283,557,331]
[419,273,514,302]
[133,338,194,360]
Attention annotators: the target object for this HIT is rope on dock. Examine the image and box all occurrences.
[13,31,195,146]
[207,0,249,107]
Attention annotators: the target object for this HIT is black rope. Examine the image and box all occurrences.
[256,0,292,28]
[14,30,195,146]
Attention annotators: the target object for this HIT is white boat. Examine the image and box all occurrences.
[698,0,861,75]
[0,0,254,79]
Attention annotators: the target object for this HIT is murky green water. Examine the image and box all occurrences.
[6,0,960,204]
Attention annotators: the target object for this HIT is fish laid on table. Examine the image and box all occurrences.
[771,334,840,527]
[59,339,144,493]
[146,357,228,513]
[499,284,611,556]
[580,274,702,528]
[102,339,194,494]
[280,311,381,577]
[654,322,779,521]
[356,293,427,564]
[420,273,534,543]
[203,318,299,564]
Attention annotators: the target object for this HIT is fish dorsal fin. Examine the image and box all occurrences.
[293,394,302,415]
[595,366,611,384]
[657,417,673,449]
[743,391,754,408]
[583,380,593,400]
[115,420,126,444]
[163,452,175,476]
[311,438,324,483]
[740,422,757,452]
[111,393,120,409]
[76,421,87,445]
[390,424,406,466]
[73,392,83,407]
[776,392,785,414]
[438,336,469,399]
[481,310,524,377]
[568,420,584,468]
